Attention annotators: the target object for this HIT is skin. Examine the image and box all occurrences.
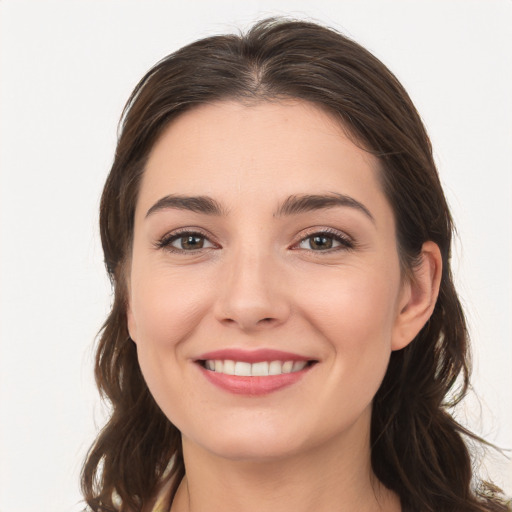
[127,100,442,512]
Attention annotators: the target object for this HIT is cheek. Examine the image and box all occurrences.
[294,266,400,400]
[128,266,216,412]
[297,265,400,346]
[130,263,214,347]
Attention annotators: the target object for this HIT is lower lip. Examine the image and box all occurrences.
[198,364,312,395]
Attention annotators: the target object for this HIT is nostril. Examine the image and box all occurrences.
[254,318,276,327]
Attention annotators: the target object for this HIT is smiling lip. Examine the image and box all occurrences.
[197,348,311,363]
[195,349,316,396]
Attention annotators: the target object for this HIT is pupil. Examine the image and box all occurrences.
[311,235,332,250]
[182,235,203,249]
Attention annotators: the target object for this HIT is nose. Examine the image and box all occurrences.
[213,247,291,332]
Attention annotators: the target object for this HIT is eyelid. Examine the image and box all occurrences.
[154,225,355,253]
[290,227,355,251]
[154,227,220,252]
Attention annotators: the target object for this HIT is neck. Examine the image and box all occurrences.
[170,412,400,512]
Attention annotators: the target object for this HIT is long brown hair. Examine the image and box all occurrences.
[82,17,510,512]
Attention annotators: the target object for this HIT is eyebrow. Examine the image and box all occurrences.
[145,192,374,223]
[146,195,227,218]
[275,193,375,223]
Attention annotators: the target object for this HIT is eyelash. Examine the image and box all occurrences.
[155,227,355,254]
[292,228,355,253]
[154,228,218,253]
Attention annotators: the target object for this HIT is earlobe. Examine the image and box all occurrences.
[391,241,442,351]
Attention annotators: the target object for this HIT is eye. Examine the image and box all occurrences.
[156,230,217,253]
[295,230,354,251]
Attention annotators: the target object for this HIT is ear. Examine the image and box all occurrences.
[391,241,442,351]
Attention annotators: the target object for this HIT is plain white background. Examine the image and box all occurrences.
[0,1,511,511]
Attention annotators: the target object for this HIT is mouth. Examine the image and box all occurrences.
[197,359,315,376]
[194,349,318,395]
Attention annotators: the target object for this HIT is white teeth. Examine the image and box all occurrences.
[292,361,307,372]
[223,359,235,375]
[203,359,310,376]
[234,361,252,376]
[251,361,269,376]
[282,361,294,374]
[269,360,283,375]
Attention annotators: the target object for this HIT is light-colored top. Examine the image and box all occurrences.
[149,477,174,512]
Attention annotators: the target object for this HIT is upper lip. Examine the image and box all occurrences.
[196,348,315,363]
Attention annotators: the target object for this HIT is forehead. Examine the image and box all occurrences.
[138,99,389,220]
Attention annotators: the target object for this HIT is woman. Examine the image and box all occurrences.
[81,17,510,512]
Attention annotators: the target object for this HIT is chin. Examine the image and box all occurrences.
[180,408,365,464]
[180,415,312,462]
[198,435,304,462]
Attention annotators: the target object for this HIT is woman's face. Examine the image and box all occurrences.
[127,100,411,461]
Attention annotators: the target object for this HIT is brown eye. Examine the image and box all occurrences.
[176,235,205,250]
[309,235,333,250]
[157,231,216,252]
[297,231,353,251]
